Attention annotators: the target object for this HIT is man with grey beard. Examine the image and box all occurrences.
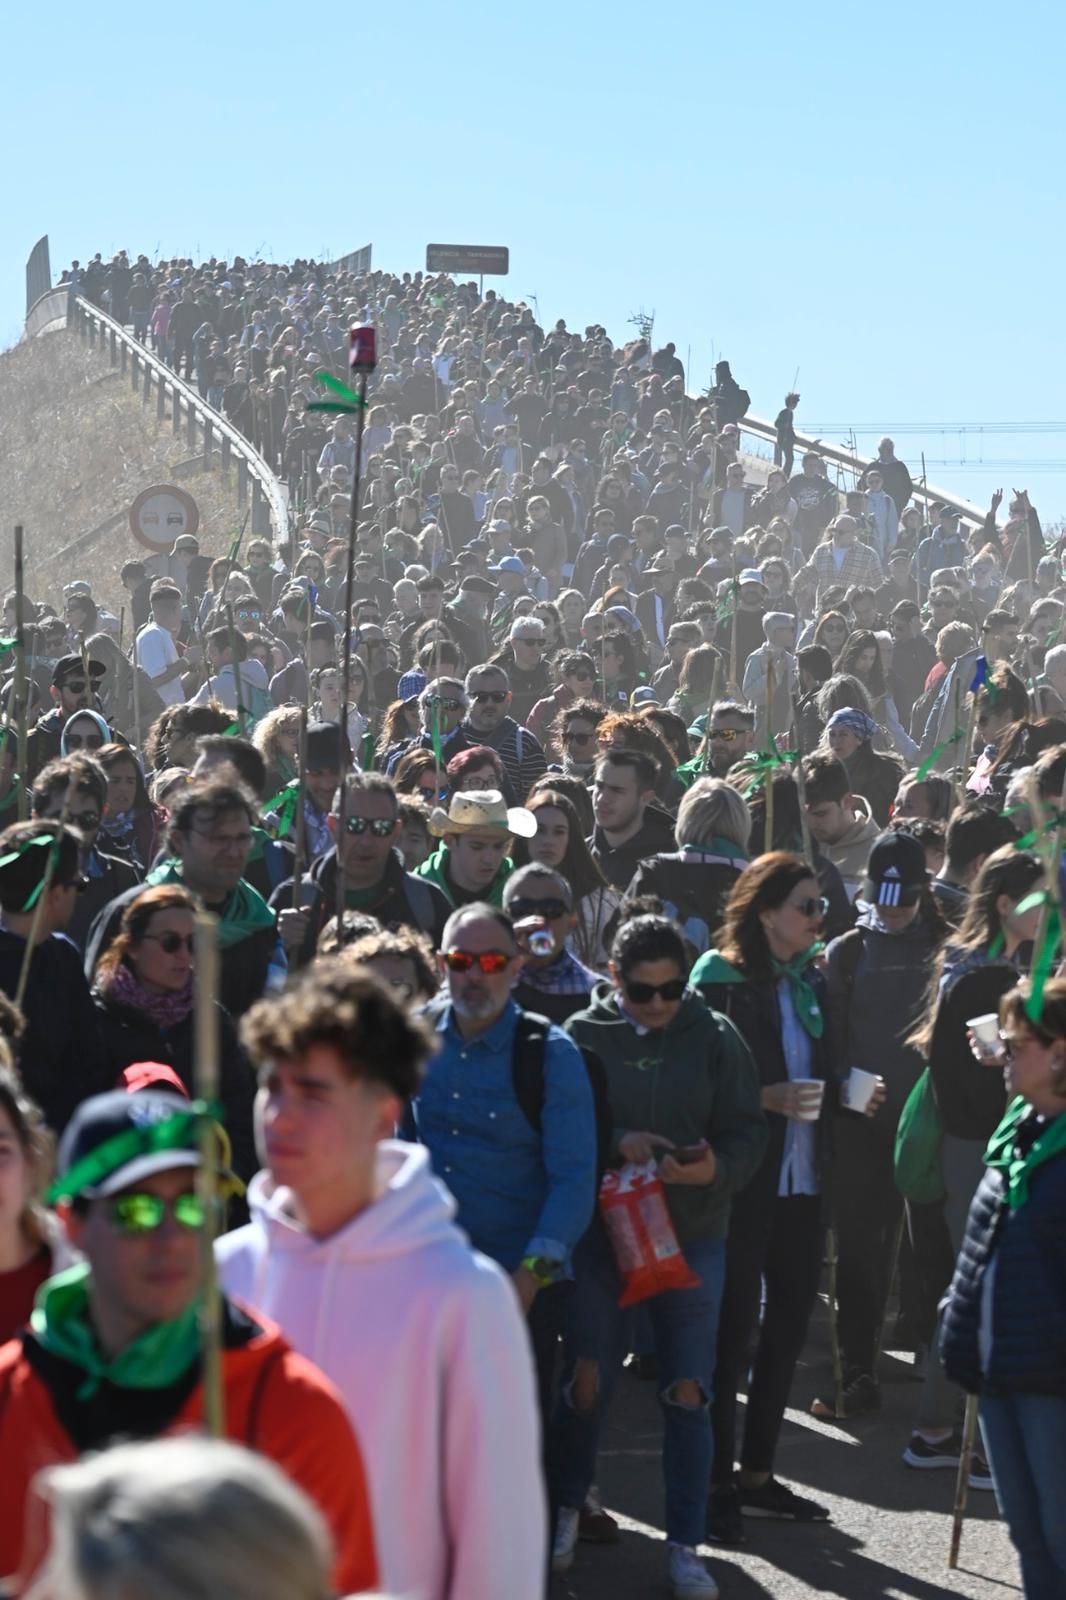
[404,902,597,1496]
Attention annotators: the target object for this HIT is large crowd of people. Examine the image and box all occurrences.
[3,248,1063,1599]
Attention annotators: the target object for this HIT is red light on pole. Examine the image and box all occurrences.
[349,324,377,370]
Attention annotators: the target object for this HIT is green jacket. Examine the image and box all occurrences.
[415,843,513,909]
[565,984,767,1241]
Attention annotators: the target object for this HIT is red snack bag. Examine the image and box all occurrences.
[598,1161,699,1307]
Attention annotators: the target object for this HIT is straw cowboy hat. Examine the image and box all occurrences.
[428,788,537,840]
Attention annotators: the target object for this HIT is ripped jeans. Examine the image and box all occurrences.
[550,1219,725,1547]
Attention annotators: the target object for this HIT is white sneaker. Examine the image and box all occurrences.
[552,1506,580,1573]
[668,1542,719,1598]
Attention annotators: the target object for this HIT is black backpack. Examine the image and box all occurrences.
[511,1010,613,1181]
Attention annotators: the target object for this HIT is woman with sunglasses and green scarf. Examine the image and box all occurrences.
[92,884,257,1188]
[941,977,1066,1598]
[556,914,766,1596]
[691,852,874,1543]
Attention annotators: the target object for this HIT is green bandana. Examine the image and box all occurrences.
[146,861,276,947]
[681,837,750,865]
[770,946,825,1038]
[691,944,824,1038]
[31,1262,202,1400]
[984,1097,1066,1210]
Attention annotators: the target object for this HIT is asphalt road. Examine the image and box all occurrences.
[551,1305,1021,1600]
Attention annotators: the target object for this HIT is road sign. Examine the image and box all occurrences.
[425,244,509,276]
[129,484,200,553]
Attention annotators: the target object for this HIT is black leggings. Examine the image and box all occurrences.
[712,1192,824,1483]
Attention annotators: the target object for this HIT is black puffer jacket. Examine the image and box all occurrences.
[941,1124,1066,1396]
[92,993,258,1184]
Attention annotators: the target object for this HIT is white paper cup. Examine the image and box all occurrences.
[795,1079,825,1122]
[845,1067,879,1114]
[967,1013,1001,1048]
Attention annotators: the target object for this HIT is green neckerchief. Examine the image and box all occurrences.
[691,943,825,1038]
[30,1262,202,1400]
[146,860,275,947]
[770,946,825,1038]
[984,1097,1066,1210]
[345,879,387,910]
[681,837,750,865]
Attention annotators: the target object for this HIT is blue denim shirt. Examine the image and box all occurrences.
[405,1000,597,1272]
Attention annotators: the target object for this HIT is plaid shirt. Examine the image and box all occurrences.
[519,946,599,997]
[798,539,884,605]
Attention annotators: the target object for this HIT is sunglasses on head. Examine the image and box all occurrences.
[624,977,687,1004]
[109,1191,205,1236]
[443,949,512,975]
[472,689,508,704]
[508,896,569,921]
[344,815,395,837]
[142,931,195,954]
[790,896,829,918]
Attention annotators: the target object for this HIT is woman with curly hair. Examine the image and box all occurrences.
[253,705,302,800]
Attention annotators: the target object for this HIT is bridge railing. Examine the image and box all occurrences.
[24,287,72,339]
[65,297,288,542]
[736,412,987,529]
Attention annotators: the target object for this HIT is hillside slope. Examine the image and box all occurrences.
[0,329,251,616]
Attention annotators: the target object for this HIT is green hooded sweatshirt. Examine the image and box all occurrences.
[565,983,767,1241]
[415,842,513,910]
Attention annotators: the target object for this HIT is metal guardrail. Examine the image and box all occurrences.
[65,297,288,543]
[23,287,71,339]
[737,412,988,528]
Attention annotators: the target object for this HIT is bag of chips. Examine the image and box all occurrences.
[598,1161,699,1307]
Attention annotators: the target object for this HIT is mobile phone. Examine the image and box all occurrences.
[672,1142,709,1165]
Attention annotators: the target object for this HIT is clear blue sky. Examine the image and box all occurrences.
[4,0,1065,519]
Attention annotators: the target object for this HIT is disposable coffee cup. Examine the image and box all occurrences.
[967,1013,1001,1048]
[795,1079,825,1122]
[845,1067,879,1114]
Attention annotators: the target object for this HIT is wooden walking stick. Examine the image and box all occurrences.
[333,326,376,931]
[792,693,814,862]
[827,1223,846,1419]
[193,908,225,1438]
[224,606,246,735]
[290,705,308,909]
[948,1394,980,1568]
[764,656,776,848]
[13,527,28,821]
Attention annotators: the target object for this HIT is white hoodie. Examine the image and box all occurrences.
[216,1141,546,1600]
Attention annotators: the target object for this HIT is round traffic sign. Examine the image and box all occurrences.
[128,485,200,553]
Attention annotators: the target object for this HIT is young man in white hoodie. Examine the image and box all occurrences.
[217,960,546,1600]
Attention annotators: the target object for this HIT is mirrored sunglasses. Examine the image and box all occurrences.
[109,1191,205,1236]
[344,816,395,837]
[443,949,511,975]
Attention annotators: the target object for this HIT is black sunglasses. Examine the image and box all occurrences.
[472,690,507,704]
[508,896,569,922]
[624,977,687,1004]
[142,931,196,954]
[66,735,104,751]
[790,896,829,918]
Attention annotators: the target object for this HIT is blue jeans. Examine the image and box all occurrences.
[552,1221,725,1548]
[980,1392,1066,1599]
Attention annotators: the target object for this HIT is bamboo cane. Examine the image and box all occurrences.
[792,693,814,862]
[13,528,28,821]
[765,655,776,848]
[193,909,225,1438]
[948,1394,979,1568]
[290,705,308,910]
[827,1224,845,1419]
[335,367,370,932]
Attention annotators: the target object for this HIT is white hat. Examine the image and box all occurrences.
[429,788,537,839]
